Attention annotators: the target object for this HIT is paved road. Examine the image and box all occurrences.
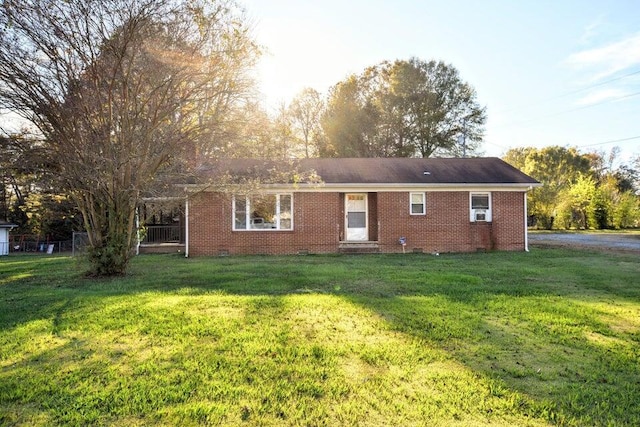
[529,232,640,252]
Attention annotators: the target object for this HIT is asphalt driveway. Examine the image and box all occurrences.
[529,232,640,252]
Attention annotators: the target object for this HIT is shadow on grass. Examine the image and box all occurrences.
[1,250,640,425]
[343,291,640,425]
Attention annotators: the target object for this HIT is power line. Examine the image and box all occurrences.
[483,135,640,156]
[494,68,640,115]
[555,69,640,99]
[576,135,640,148]
[500,90,640,128]
[483,140,509,151]
[556,90,640,114]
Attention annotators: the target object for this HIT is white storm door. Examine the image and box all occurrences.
[345,193,368,241]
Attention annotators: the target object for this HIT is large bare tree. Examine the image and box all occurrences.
[0,0,258,275]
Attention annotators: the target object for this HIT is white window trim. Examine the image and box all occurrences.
[233,193,293,231]
[470,192,492,222]
[409,192,426,215]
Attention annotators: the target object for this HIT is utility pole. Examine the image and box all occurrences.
[458,119,467,158]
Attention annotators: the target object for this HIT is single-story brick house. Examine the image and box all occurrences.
[182,157,540,256]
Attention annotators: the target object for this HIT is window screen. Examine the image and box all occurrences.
[347,212,366,228]
[471,194,490,210]
[410,192,425,215]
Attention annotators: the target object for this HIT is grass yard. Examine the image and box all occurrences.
[1,249,639,426]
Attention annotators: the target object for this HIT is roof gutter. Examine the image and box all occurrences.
[182,182,542,193]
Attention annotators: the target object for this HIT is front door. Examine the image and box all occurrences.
[345,193,368,241]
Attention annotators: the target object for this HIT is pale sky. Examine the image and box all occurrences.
[242,0,640,163]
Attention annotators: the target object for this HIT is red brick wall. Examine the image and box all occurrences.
[188,192,341,256]
[377,192,478,253]
[377,192,526,253]
[187,190,527,256]
[492,192,526,251]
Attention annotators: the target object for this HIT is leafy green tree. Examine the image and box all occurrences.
[583,148,639,229]
[0,0,258,275]
[214,102,291,160]
[0,134,29,225]
[20,192,79,240]
[501,147,534,173]
[565,175,598,229]
[0,132,77,235]
[612,191,640,229]
[595,166,639,230]
[378,58,485,157]
[322,58,485,158]
[321,75,380,157]
[289,88,325,158]
[613,166,638,193]
[505,145,639,230]
[270,103,298,159]
[503,146,593,229]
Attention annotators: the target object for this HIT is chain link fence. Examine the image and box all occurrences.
[10,239,73,254]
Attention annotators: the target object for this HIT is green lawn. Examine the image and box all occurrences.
[1,249,639,426]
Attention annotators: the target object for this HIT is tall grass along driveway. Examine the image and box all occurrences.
[1,249,639,426]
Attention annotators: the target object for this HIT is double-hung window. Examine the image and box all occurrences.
[233,194,293,230]
[410,192,426,215]
[470,192,491,222]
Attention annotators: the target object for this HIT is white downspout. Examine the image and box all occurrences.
[524,190,529,252]
[135,207,140,256]
[184,195,189,258]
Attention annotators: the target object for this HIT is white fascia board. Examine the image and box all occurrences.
[301,183,541,192]
[182,182,541,193]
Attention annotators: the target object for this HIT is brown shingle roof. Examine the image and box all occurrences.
[202,157,539,186]
[300,157,538,184]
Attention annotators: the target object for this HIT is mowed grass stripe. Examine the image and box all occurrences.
[1,249,639,426]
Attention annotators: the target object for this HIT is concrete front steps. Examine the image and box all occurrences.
[338,241,380,254]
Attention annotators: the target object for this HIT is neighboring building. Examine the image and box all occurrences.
[0,221,17,256]
[182,158,541,256]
